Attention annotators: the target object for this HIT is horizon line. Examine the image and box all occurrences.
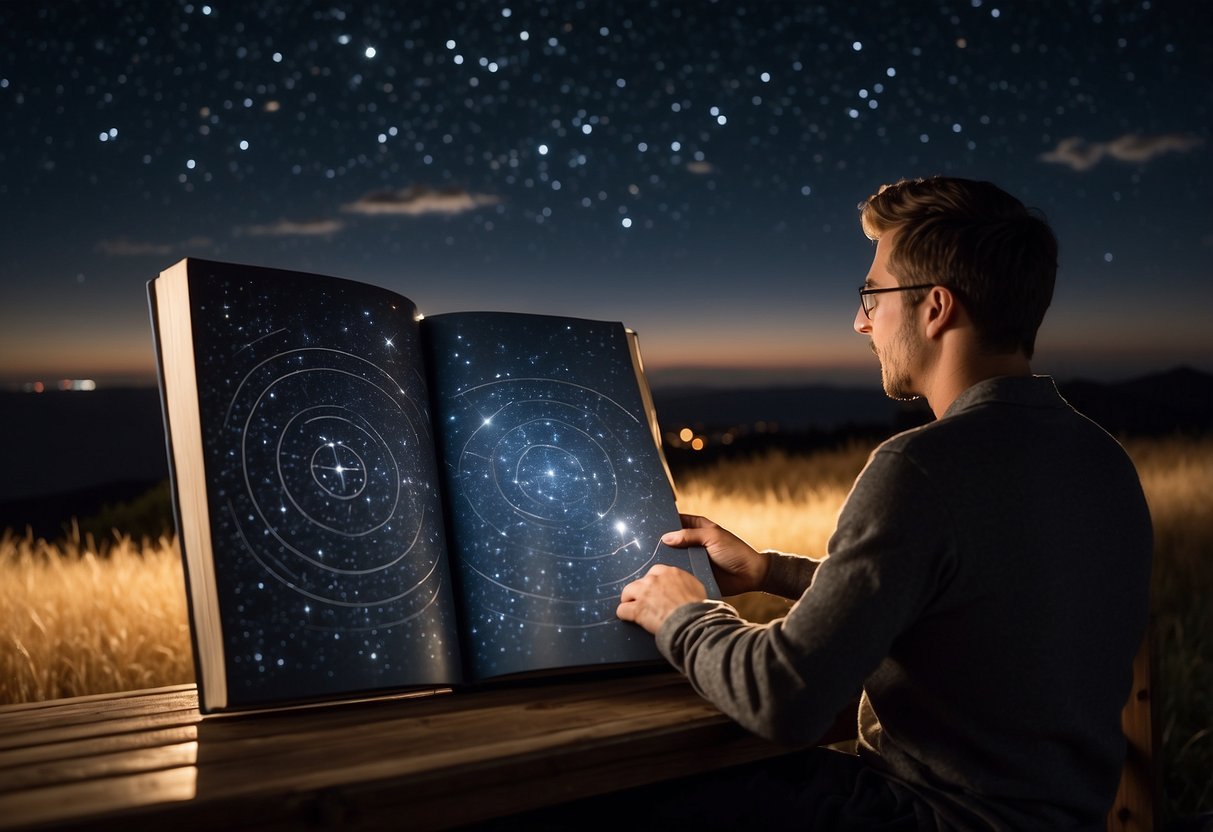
[3,361,1210,395]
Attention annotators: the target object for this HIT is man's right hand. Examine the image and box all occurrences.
[660,514,769,597]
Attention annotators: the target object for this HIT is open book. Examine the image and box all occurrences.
[149,258,717,713]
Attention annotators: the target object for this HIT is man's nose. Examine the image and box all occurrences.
[853,305,871,335]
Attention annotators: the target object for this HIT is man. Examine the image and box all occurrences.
[616,177,1153,830]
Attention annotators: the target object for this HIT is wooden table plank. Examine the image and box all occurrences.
[0,670,803,831]
[0,687,201,750]
[0,725,198,770]
[0,768,200,829]
[2,742,200,792]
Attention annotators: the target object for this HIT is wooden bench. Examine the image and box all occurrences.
[1107,627,1160,832]
[0,636,1158,831]
[0,670,823,830]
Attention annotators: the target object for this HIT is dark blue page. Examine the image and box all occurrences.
[188,261,462,706]
[422,312,717,681]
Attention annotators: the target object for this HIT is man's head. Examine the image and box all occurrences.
[858,176,1058,359]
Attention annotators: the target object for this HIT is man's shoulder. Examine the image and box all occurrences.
[871,413,959,457]
[877,375,1084,452]
[871,377,1139,483]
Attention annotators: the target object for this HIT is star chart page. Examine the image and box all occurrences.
[422,311,712,681]
[189,265,463,706]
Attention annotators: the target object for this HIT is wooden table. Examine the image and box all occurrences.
[0,670,833,830]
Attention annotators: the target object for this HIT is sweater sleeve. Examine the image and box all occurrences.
[655,447,956,746]
[761,549,822,598]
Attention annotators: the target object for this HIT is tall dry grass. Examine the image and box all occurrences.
[1122,437,1213,822]
[0,436,1208,818]
[0,525,193,704]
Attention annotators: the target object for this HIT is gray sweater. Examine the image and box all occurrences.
[657,376,1153,830]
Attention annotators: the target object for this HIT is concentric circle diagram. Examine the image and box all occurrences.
[452,378,662,630]
[223,347,444,630]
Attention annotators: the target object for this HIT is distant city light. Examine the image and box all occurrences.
[13,379,97,393]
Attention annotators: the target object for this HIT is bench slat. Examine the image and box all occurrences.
[0,671,792,830]
[0,725,199,769]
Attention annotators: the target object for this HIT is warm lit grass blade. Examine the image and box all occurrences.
[0,526,193,705]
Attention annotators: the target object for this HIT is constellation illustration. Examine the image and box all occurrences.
[223,346,446,631]
[453,377,665,624]
[426,313,691,677]
[190,269,462,698]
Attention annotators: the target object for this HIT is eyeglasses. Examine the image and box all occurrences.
[858,284,936,318]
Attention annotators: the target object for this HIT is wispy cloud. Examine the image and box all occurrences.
[1039,133,1203,171]
[95,236,213,257]
[240,218,345,237]
[342,185,502,216]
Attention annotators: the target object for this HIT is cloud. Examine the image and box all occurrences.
[342,185,502,216]
[1039,133,1203,171]
[95,236,213,256]
[1039,137,1104,172]
[241,218,346,237]
[1105,133,1203,163]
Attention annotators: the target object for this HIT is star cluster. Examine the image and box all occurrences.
[188,263,462,702]
[425,312,703,679]
[1,1,1210,384]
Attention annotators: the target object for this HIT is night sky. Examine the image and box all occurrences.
[2,1,1210,389]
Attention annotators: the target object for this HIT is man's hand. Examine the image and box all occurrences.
[617,564,707,634]
[659,514,769,597]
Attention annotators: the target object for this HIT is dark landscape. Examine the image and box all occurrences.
[2,366,1211,540]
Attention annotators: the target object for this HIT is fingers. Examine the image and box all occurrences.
[616,576,647,626]
[615,565,706,634]
[662,515,721,549]
[618,568,662,605]
[619,569,668,601]
[619,581,637,603]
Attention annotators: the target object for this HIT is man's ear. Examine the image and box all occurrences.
[923,285,961,340]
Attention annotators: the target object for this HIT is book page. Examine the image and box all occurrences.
[180,261,463,707]
[421,311,718,681]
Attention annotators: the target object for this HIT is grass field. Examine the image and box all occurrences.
[1,435,1209,822]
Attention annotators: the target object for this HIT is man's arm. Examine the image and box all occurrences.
[623,449,954,747]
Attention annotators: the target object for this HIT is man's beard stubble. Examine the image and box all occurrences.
[871,320,924,402]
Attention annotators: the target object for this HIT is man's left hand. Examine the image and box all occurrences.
[617,564,707,634]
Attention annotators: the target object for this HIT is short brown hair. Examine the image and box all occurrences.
[859,177,1058,358]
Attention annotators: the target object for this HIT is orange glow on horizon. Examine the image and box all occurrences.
[0,342,157,384]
